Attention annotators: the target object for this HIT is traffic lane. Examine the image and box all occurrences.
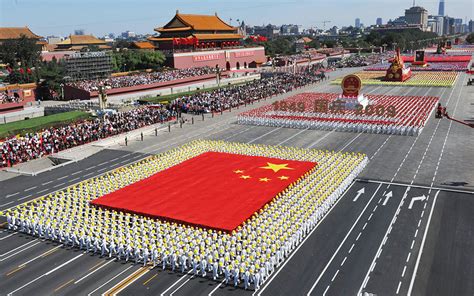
[308,184,404,296]
[412,190,474,296]
[0,230,40,256]
[0,151,148,211]
[0,244,83,294]
[121,269,195,296]
[362,186,434,295]
[0,237,59,275]
[19,253,123,296]
[0,149,144,201]
[258,181,381,296]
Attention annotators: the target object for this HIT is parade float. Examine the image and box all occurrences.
[384,48,412,82]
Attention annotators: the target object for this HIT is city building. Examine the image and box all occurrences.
[64,51,112,81]
[148,11,265,70]
[469,20,474,33]
[295,37,312,52]
[428,15,444,35]
[253,24,281,39]
[443,16,455,35]
[376,18,383,26]
[46,36,63,45]
[55,35,111,51]
[280,24,300,35]
[121,31,136,39]
[454,18,465,33]
[405,6,428,31]
[355,18,361,28]
[438,0,445,16]
[74,29,85,35]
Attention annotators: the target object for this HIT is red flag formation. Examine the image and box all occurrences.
[92,152,316,232]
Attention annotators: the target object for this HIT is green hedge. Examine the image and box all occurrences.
[0,111,92,139]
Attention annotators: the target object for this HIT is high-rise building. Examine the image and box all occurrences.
[74,29,85,35]
[376,18,383,26]
[405,6,428,31]
[438,0,445,16]
[355,18,361,28]
[469,20,474,33]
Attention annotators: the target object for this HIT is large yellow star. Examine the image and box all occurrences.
[233,169,244,174]
[278,176,289,180]
[259,177,271,182]
[260,162,294,173]
[240,175,251,180]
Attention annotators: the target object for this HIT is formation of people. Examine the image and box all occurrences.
[2,140,368,290]
[1,90,22,104]
[0,106,175,168]
[68,67,217,92]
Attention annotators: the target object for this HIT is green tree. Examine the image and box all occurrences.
[467,33,474,44]
[0,35,42,83]
[35,57,66,100]
[111,50,165,71]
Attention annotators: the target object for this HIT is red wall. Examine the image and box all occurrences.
[172,48,266,70]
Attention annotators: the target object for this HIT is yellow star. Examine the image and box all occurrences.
[233,170,244,174]
[278,176,289,180]
[259,177,271,182]
[259,162,294,173]
[240,175,251,180]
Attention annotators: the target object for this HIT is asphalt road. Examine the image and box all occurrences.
[0,68,473,296]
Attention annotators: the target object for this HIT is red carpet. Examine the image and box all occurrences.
[91,152,316,232]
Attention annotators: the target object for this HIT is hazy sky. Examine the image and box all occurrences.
[1,0,472,37]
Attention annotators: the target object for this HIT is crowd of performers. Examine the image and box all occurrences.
[1,69,325,168]
[3,141,368,290]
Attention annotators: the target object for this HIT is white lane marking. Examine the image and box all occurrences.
[69,177,80,183]
[306,184,383,295]
[348,243,355,254]
[6,192,20,198]
[357,186,411,295]
[323,285,330,296]
[356,232,362,241]
[53,182,65,188]
[0,233,16,241]
[97,167,108,173]
[256,181,358,296]
[17,195,32,201]
[396,281,402,294]
[71,170,83,176]
[86,265,134,296]
[247,127,282,144]
[339,133,362,151]
[37,188,49,194]
[406,253,411,263]
[355,179,474,195]
[84,172,94,177]
[0,241,41,262]
[331,270,339,282]
[18,245,62,267]
[74,260,115,284]
[169,275,194,296]
[402,266,407,278]
[407,191,439,296]
[277,128,309,146]
[57,175,69,181]
[24,186,37,192]
[6,254,83,295]
[307,130,335,148]
[207,279,225,296]
[0,201,14,207]
[160,270,193,296]
[340,257,347,267]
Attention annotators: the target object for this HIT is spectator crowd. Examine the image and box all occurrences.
[68,67,218,92]
[1,107,175,167]
[1,91,22,104]
[1,67,325,167]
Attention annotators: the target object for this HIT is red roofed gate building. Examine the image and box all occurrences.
[148,11,265,70]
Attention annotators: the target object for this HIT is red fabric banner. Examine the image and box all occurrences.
[91,152,316,232]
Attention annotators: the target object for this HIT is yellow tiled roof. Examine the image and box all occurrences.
[0,27,42,39]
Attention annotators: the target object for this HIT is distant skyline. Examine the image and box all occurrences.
[0,0,472,37]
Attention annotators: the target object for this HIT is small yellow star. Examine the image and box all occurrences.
[240,175,251,180]
[278,176,289,180]
[233,170,244,174]
[260,162,294,173]
[259,177,271,182]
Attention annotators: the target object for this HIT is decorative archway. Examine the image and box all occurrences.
[226,61,231,70]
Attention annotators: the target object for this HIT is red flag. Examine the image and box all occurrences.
[19,68,24,74]
[27,68,32,74]
[91,152,316,232]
